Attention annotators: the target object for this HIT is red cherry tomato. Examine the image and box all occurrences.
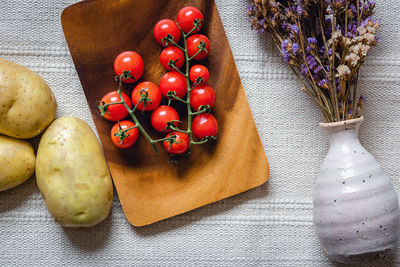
[189,65,209,83]
[160,47,185,71]
[190,84,216,111]
[111,121,139,149]
[176,6,204,34]
[114,51,144,83]
[187,34,210,60]
[100,91,132,121]
[159,71,188,99]
[163,132,189,155]
[151,105,180,133]
[153,19,181,46]
[131,81,162,111]
[192,113,218,139]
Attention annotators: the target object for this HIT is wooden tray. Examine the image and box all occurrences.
[61,0,269,227]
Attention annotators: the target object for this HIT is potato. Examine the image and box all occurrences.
[0,135,35,191]
[36,117,113,228]
[0,58,57,139]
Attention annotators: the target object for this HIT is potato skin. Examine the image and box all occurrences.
[36,117,113,228]
[0,58,57,139]
[0,135,35,191]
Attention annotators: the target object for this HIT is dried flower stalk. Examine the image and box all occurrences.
[249,0,380,122]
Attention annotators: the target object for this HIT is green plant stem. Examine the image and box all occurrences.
[169,62,186,76]
[189,46,206,61]
[182,30,194,152]
[191,139,209,145]
[111,74,176,152]
[168,125,189,133]
[190,110,208,116]
[166,24,213,153]
[168,94,188,104]
[166,39,184,52]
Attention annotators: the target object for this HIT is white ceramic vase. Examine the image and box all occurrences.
[313,116,400,263]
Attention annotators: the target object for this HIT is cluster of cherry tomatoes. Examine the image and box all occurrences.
[98,6,218,155]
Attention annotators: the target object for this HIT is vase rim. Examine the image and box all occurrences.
[319,116,364,128]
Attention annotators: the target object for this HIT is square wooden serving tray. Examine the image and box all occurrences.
[61,0,269,226]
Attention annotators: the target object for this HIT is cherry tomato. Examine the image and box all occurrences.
[111,121,139,149]
[190,84,216,111]
[189,65,209,83]
[153,19,181,46]
[176,6,204,34]
[163,132,189,155]
[100,91,132,121]
[192,113,218,139]
[159,71,188,99]
[187,34,210,60]
[151,105,180,133]
[160,47,185,71]
[131,81,162,111]
[114,51,144,83]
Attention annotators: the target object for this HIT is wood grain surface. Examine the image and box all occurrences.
[61,0,269,226]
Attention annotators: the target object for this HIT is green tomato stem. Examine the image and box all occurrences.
[191,139,210,145]
[181,28,194,153]
[190,108,208,116]
[169,61,186,77]
[167,92,188,104]
[188,46,205,61]
[166,38,185,52]
[168,124,189,134]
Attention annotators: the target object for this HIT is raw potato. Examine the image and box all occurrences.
[0,135,35,191]
[36,117,113,228]
[0,58,57,139]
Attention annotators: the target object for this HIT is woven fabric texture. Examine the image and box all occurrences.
[1,0,399,266]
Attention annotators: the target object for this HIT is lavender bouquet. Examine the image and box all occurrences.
[248,0,380,122]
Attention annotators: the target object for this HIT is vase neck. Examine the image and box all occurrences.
[319,117,364,146]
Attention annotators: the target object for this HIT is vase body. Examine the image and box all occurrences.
[313,117,400,264]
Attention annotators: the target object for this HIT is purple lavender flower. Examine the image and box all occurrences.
[349,4,357,14]
[308,37,317,45]
[319,46,326,55]
[296,0,304,15]
[348,108,353,116]
[365,0,376,10]
[358,95,366,108]
[292,42,299,55]
[281,39,291,62]
[318,79,329,88]
[360,16,380,27]
[300,64,307,75]
[289,24,299,36]
[307,37,317,51]
[296,5,304,15]
[247,5,256,14]
[247,0,379,121]
[314,65,323,74]
[306,55,317,69]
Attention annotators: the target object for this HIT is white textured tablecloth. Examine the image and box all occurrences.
[1,0,399,266]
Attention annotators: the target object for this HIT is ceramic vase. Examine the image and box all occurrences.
[313,116,400,263]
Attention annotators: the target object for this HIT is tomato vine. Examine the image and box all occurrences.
[98,7,217,156]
